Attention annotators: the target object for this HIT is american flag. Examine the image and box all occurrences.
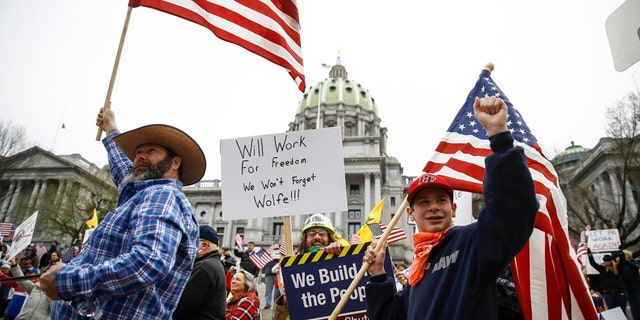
[128,0,306,92]
[422,66,597,319]
[368,223,383,238]
[349,234,361,245]
[0,222,13,238]
[248,248,274,269]
[576,230,588,266]
[35,244,48,258]
[377,224,408,245]
[235,233,244,249]
[278,238,287,257]
[61,246,75,263]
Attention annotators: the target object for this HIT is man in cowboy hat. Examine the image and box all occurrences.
[40,102,206,320]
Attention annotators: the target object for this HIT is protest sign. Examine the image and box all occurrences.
[82,228,95,249]
[220,127,347,220]
[587,229,620,253]
[6,211,38,259]
[280,242,393,320]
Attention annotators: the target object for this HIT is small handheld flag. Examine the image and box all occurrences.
[235,233,244,249]
[248,248,274,269]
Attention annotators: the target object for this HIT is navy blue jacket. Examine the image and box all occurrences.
[365,132,538,320]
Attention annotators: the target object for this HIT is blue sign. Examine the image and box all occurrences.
[280,242,394,320]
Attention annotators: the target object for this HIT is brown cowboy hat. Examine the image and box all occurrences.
[113,124,206,186]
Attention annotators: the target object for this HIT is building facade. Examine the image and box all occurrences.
[0,146,117,243]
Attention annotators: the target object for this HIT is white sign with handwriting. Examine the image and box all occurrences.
[220,127,347,220]
[587,229,621,253]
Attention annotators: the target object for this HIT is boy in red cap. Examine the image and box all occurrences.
[363,96,539,319]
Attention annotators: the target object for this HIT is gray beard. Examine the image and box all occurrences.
[122,157,173,185]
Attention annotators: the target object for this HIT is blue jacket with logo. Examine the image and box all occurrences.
[365,132,538,320]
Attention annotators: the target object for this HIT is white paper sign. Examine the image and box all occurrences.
[587,229,621,253]
[6,211,38,260]
[600,306,627,320]
[221,127,347,220]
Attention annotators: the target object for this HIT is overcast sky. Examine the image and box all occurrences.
[1,0,639,180]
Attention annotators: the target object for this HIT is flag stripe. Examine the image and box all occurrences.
[130,0,306,92]
[422,68,597,319]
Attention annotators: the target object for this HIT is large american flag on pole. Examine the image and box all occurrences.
[423,65,597,319]
[128,0,306,92]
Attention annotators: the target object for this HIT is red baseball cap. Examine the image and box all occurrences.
[407,174,454,204]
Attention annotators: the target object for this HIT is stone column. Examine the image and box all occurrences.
[364,173,371,215]
[35,180,49,211]
[374,172,381,205]
[6,181,23,220]
[28,180,41,211]
[0,182,16,218]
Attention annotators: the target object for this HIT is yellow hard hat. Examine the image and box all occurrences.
[301,214,336,238]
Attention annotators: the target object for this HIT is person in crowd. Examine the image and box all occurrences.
[394,263,408,291]
[496,265,524,320]
[39,102,204,319]
[234,241,260,277]
[362,96,539,319]
[226,265,236,294]
[273,213,343,320]
[9,255,51,320]
[173,225,227,320]
[220,247,237,295]
[1,263,13,277]
[226,270,261,320]
[0,274,12,318]
[0,259,25,320]
[263,253,279,309]
[0,240,9,260]
[40,250,60,273]
[588,250,627,316]
[618,249,640,319]
[38,241,58,270]
[221,247,238,274]
[19,245,39,273]
[581,264,608,312]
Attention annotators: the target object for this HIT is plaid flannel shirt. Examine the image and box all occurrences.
[50,131,199,319]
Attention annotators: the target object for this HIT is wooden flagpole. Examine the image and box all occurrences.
[95,6,133,141]
[328,197,409,320]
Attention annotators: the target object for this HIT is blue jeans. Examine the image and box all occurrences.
[264,274,276,307]
[603,291,628,316]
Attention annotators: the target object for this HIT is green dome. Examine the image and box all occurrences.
[553,141,591,167]
[297,60,377,115]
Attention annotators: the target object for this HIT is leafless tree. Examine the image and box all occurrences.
[0,120,31,213]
